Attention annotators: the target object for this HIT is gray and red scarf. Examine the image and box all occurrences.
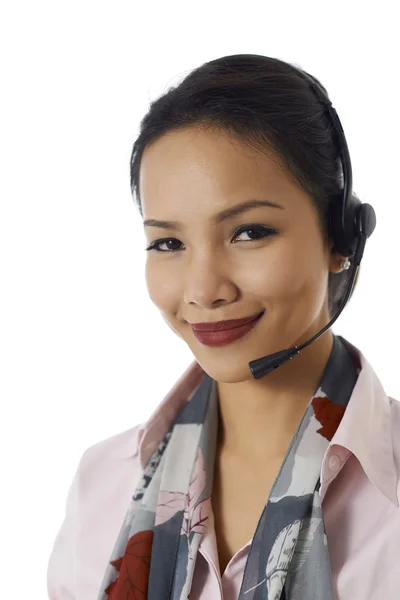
[98,334,360,599]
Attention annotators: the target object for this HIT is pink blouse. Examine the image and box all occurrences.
[47,337,400,599]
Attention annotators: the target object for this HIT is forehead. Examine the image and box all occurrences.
[139,126,312,220]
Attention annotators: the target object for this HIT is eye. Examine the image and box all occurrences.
[232,225,279,243]
[145,225,279,253]
[146,238,183,252]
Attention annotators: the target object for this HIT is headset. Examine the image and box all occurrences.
[249,66,377,379]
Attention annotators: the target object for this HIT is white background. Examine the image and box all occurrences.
[1,0,398,596]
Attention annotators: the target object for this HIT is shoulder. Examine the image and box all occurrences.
[76,423,144,483]
[47,424,145,598]
[61,422,145,518]
[70,423,145,524]
[80,422,143,462]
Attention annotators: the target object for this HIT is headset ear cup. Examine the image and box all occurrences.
[359,203,377,238]
[329,193,362,257]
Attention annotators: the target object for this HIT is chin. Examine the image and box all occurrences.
[191,352,257,383]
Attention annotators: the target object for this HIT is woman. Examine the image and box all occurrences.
[47,54,400,599]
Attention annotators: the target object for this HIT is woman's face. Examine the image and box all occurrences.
[140,126,341,383]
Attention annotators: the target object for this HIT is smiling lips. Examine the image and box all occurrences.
[191,311,265,332]
[190,311,265,346]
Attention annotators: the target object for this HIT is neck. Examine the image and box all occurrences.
[216,330,334,462]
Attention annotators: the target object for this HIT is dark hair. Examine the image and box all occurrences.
[130,54,357,319]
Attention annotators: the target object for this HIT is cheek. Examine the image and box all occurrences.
[245,245,310,300]
[248,246,328,328]
[145,261,181,311]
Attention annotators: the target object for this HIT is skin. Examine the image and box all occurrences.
[140,125,347,465]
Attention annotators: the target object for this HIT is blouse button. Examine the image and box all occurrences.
[328,454,340,472]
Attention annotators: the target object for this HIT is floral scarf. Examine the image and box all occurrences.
[98,334,360,599]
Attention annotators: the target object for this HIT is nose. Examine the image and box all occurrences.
[182,254,238,309]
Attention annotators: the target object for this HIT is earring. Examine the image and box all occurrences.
[341,259,351,271]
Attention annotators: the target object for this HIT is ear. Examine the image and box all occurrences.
[328,242,347,274]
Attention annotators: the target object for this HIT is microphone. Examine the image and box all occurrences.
[248,225,369,380]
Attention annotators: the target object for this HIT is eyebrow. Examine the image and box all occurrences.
[143,199,284,230]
